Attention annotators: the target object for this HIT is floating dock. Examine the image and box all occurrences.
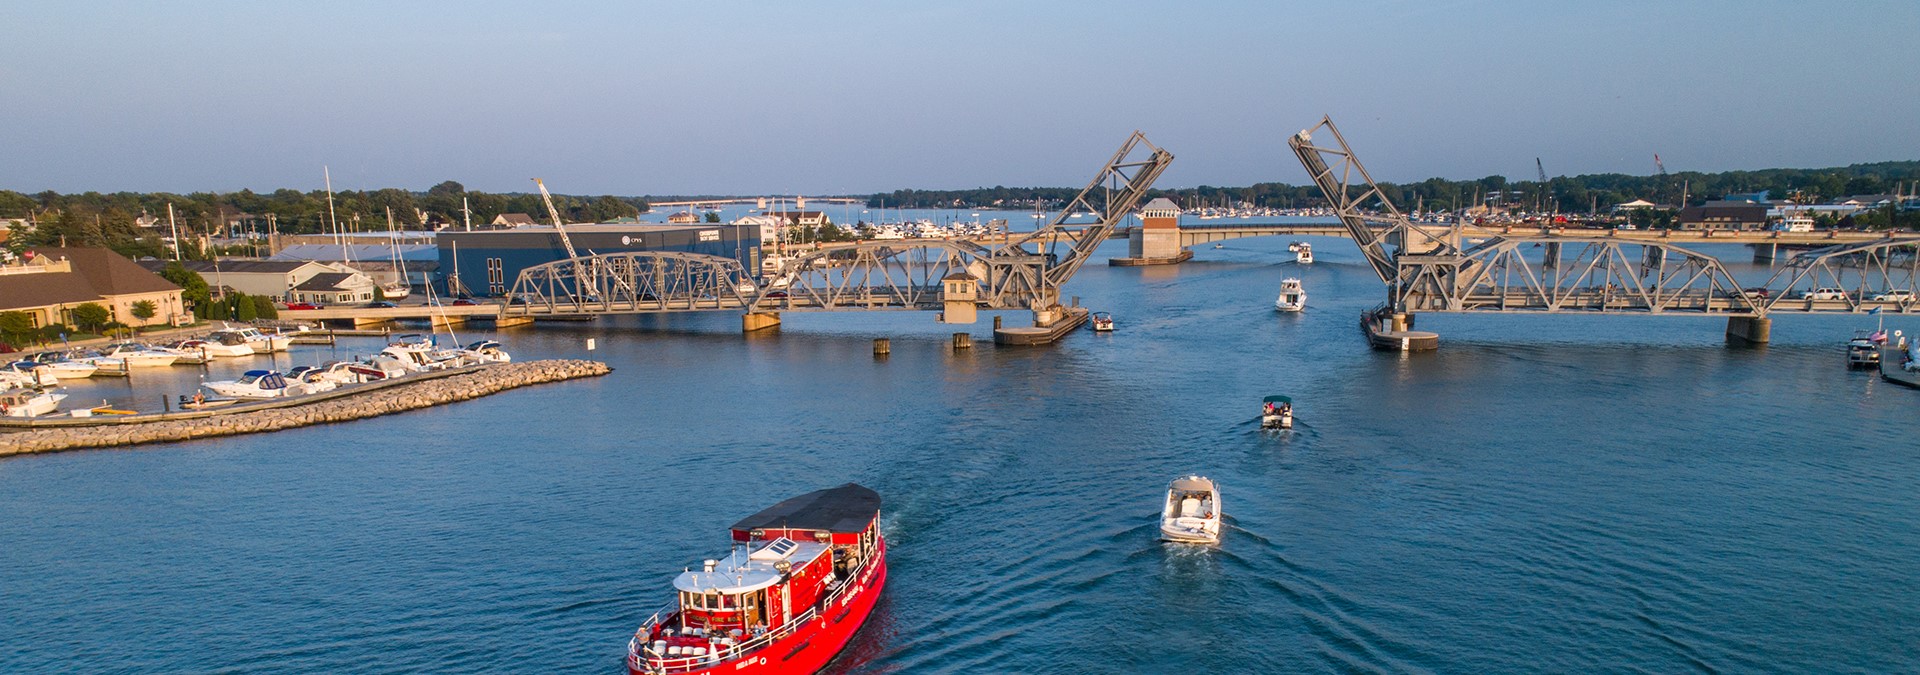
[1108,250,1194,267]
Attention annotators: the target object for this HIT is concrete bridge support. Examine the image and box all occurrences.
[492,316,534,328]
[742,312,782,332]
[1726,316,1772,345]
[1752,243,1778,263]
[1110,198,1190,266]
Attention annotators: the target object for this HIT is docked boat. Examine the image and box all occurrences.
[98,343,180,368]
[627,483,887,675]
[177,392,242,410]
[1090,311,1115,332]
[1847,334,1881,369]
[202,370,307,399]
[1261,395,1293,430]
[27,353,99,379]
[197,331,259,357]
[153,340,213,364]
[462,340,512,363]
[1159,475,1222,544]
[1295,242,1314,265]
[284,364,345,393]
[2,389,68,417]
[4,361,60,387]
[1274,278,1306,312]
[227,325,294,353]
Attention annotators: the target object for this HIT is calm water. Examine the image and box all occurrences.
[4,236,1918,673]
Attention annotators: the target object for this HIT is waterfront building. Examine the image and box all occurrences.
[1678,202,1768,230]
[289,271,380,305]
[270,243,439,288]
[135,259,339,299]
[0,247,186,329]
[491,213,538,228]
[436,223,761,297]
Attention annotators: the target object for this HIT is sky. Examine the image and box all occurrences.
[3,0,1917,196]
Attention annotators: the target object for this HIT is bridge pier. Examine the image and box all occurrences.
[492,316,534,328]
[1109,198,1189,266]
[1726,316,1772,345]
[1752,243,1778,263]
[430,314,467,330]
[742,312,782,332]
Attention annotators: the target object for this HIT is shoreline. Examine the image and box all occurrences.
[0,359,611,457]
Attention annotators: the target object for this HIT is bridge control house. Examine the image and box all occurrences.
[437,224,761,297]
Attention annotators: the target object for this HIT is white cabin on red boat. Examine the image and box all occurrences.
[632,483,887,675]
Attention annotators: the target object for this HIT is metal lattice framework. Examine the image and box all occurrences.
[506,251,758,313]
[504,132,1173,318]
[1290,116,1464,285]
[1759,238,1920,313]
[1420,237,1761,315]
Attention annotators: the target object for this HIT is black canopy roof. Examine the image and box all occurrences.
[730,483,881,534]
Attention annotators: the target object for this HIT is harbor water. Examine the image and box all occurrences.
[3,235,1917,672]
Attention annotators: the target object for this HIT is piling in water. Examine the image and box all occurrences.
[952,333,972,349]
[873,338,891,356]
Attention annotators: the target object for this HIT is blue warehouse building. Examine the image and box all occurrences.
[437,224,762,297]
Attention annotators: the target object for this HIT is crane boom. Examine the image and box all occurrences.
[1536,157,1547,184]
[533,178,581,260]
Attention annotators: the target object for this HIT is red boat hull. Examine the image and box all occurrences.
[630,539,888,675]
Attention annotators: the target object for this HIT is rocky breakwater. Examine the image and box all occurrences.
[0,360,611,458]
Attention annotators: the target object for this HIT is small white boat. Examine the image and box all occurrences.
[28,353,99,379]
[202,370,307,399]
[1159,475,1222,545]
[1274,278,1306,312]
[284,365,343,393]
[178,393,241,410]
[1847,335,1881,369]
[380,283,412,302]
[1090,312,1115,332]
[2,389,68,417]
[1262,395,1294,430]
[1295,243,1314,265]
[99,343,180,368]
[462,340,512,363]
[198,331,259,357]
[4,361,60,387]
[229,326,294,353]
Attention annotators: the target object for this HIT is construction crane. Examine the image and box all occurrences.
[1536,157,1549,213]
[532,178,581,260]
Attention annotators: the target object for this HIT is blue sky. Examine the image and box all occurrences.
[3,0,1916,195]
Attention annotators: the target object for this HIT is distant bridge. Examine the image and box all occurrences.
[647,197,867,208]
[1284,115,1920,345]
[1117,220,1904,255]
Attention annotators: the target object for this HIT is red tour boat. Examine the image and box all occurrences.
[627,484,888,675]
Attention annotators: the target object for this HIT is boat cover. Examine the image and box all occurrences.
[1263,395,1292,404]
[730,483,881,534]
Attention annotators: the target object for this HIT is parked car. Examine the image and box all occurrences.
[1870,290,1915,302]
[1801,287,1849,301]
[450,298,479,306]
[365,301,398,308]
[1742,287,1770,300]
[284,302,324,310]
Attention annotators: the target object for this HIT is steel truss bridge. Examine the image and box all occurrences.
[504,133,1174,326]
[1288,116,1920,343]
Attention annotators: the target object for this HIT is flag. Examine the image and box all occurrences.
[1869,306,1882,315]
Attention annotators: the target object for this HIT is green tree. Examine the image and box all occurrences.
[251,295,278,319]
[703,211,721,223]
[39,323,72,343]
[232,292,258,321]
[69,303,111,332]
[0,311,36,346]
[160,262,211,317]
[130,300,157,323]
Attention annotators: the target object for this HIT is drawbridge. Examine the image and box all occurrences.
[504,132,1173,331]
[1289,116,1920,345]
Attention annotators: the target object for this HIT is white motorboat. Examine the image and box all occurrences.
[1159,475,1222,545]
[1261,395,1294,430]
[4,361,60,387]
[198,331,259,357]
[202,370,307,399]
[227,325,293,353]
[2,389,68,417]
[98,343,180,368]
[1274,278,1306,312]
[1090,312,1115,332]
[462,340,512,363]
[284,365,341,393]
[28,353,99,379]
[1295,243,1314,265]
[153,340,213,364]
[1847,335,1881,369]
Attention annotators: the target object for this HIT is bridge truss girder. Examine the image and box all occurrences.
[506,251,757,314]
[1407,237,1762,316]
[1759,238,1920,313]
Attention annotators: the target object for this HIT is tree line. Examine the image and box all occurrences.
[863,161,1920,214]
[0,181,649,260]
